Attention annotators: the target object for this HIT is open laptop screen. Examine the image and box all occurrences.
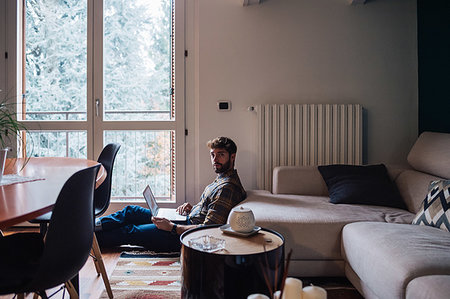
[143,185,159,215]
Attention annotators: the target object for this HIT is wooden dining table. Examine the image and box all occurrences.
[0,157,106,230]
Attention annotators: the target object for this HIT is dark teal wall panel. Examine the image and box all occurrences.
[417,0,450,134]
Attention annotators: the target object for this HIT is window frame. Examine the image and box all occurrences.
[5,0,186,209]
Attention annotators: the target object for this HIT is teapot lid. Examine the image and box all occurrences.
[232,206,252,213]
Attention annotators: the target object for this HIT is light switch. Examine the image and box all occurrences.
[217,101,231,111]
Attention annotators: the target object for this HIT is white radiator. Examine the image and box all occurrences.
[256,104,363,191]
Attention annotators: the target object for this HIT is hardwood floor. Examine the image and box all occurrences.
[78,247,121,299]
[2,228,363,299]
[0,228,122,299]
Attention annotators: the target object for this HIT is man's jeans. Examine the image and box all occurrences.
[95,205,188,252]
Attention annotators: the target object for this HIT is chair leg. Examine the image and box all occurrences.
[64,281,79,299]
[92,233,114,298]
[39,223,48,236]
[16,294,25,299]
[91,247,102,275]
[35,291,49,299]
[31,292,47,299]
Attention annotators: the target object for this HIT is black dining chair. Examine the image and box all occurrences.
[90,143,120,299]
[29,143,120,299]
[0,164,100,299]
[93,143,121,221]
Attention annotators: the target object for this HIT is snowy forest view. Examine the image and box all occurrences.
[23,0,174,201]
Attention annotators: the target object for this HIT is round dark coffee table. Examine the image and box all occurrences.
[180,224,284,299]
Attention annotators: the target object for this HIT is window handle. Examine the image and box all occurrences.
[95,98,100,117]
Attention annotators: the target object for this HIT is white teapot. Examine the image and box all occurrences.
[228,206,256,233]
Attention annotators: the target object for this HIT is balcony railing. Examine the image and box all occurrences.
[23,112,174,202]
[23,109,171,121]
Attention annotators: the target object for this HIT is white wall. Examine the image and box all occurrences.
[185,0,418,201]
[0,0,419,204]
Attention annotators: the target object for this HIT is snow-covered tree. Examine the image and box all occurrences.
[24,0,174,198]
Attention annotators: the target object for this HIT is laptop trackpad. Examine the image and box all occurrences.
[158,208,187,221]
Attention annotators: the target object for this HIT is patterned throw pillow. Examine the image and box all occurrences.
[412,180,450,232]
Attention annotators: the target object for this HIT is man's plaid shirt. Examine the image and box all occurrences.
[188,169,246,225]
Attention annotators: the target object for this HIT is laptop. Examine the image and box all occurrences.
[143,185,187,221]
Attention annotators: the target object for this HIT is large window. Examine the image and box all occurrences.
[24,0,87,122]
[16,0,184,204]
[103,0,173,122]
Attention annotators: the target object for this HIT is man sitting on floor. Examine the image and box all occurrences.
[96,136,247,252]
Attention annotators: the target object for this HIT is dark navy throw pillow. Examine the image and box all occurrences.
[318,164,406,209]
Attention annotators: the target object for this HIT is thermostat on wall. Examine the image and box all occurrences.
[217,101,231,111]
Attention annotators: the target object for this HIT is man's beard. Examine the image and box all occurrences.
[214,159,232,173]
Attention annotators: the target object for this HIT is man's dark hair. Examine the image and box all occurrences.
[207,137,237,155]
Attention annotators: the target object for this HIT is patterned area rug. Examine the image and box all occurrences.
[101,251,362,299]
[100,252,181,299]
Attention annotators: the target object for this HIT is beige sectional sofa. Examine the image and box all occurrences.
[234,132,450,299]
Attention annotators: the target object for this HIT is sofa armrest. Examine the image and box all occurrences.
[273,166,328,196]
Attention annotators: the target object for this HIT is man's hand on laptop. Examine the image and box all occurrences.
[176,203,192,216]
[152,216,197,235]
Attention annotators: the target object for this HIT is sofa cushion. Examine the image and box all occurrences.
[407,131,450,179]
[273,166,328,196]
[406,275,450,299]
[318,164,406,209]
[342,222,450,299]
[412,180,450,232]
[236,191,414,264]
[395,169,443,213]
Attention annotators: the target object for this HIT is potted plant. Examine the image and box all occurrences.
[0,91,28,181]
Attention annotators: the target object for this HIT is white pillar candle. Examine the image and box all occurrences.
[247,294,270,299]
[282,277,303,299]
[302,285,327,299]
